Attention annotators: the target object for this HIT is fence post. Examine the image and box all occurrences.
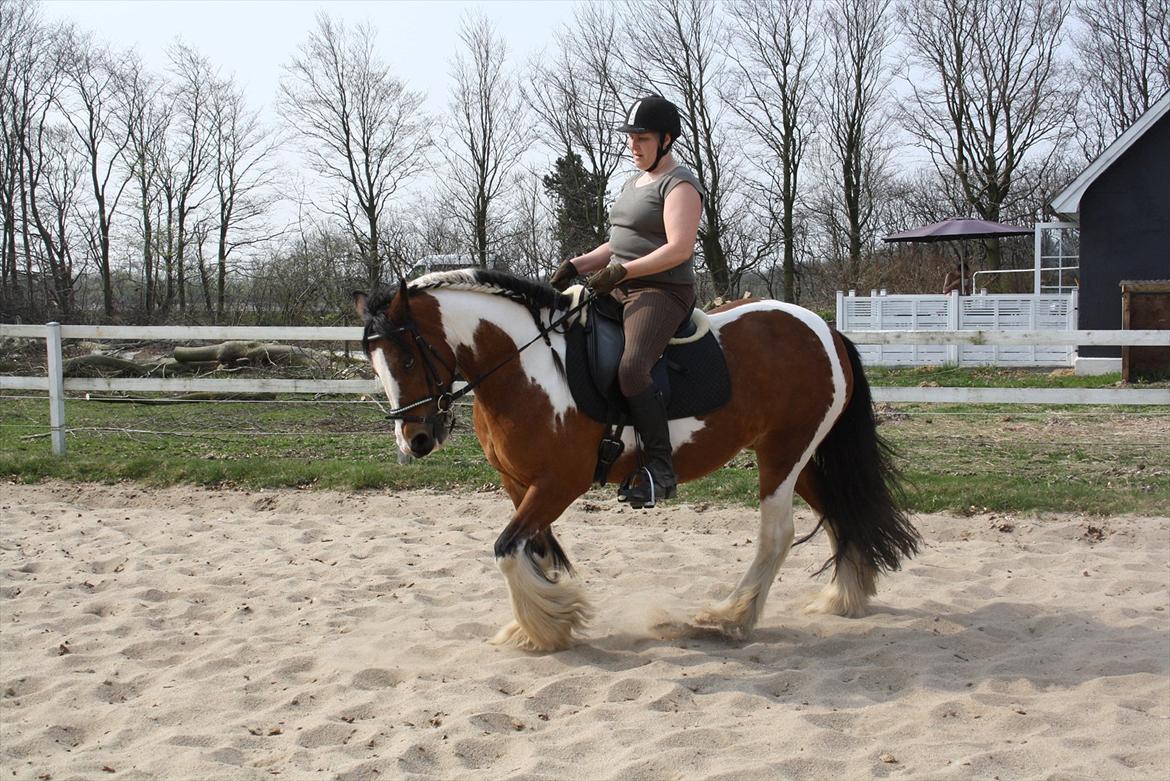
[948,291,960,365]
[46,321,66,456]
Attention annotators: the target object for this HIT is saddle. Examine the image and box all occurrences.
[562,289,732,483]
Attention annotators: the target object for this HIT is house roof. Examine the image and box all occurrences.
[1051,91,1170,219]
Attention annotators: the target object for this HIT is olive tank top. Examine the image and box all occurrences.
[608,166,704,285]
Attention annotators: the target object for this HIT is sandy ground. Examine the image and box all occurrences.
[1,482,1167,781]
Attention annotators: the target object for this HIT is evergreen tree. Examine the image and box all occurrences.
[542,153,607,260]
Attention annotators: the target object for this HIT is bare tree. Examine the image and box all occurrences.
[1,0,57,315]
[1072,0,1170,159]
[161,41,218,313]
[506,167,558,279]
[280,12,428,288]
[819,0,897,291]
[441,12,528,268]
[525,2,628,262]
[899,0,1075,269]
[209,75,279,318]
[727,0,821,302]
[122,53,170,318]
[58,30,134,318]
[619,0,738,297]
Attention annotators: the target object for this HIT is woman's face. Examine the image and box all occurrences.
[627,131,669,171]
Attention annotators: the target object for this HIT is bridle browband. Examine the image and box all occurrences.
[367,287,594,427]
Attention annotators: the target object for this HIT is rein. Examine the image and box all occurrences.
[377,289,595,425]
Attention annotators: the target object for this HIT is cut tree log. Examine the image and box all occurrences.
[171,341,318,367]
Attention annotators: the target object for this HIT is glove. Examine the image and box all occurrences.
[585,261,628,296]
[549,259,578,291]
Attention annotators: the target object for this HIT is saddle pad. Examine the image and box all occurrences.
[564,318,732,424]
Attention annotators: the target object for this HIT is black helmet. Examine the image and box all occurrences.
[617,94,682,140]
[617,94,682,171]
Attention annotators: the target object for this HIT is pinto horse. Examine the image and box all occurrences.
[354,269,920,651]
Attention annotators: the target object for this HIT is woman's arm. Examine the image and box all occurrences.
[620,182,702,279]
[569,242,612,273]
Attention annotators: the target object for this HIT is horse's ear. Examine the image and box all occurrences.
[353,291,370,320]
[389,278,411,321]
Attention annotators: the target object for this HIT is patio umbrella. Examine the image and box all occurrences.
[883,217,1034,293]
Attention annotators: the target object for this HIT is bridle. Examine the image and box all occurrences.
[367,314,462,430]
[367,288,595,431]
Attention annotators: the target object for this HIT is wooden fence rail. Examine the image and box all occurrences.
[3,322,1168,456]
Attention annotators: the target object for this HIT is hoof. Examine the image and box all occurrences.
[689,607,749,640]
[490,620,572,652]
[803,589,869,618]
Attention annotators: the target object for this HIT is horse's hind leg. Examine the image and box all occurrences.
[693,450,798,637]
[796,469,876,618]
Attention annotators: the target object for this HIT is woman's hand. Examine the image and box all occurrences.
[549,259,578,291]
[585,261,628,296]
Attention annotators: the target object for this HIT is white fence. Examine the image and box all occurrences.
[2,322,1169,456]
[837,290,1078,366]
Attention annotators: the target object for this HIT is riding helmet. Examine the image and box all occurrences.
[617,94,682,141]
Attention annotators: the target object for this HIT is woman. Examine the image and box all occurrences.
[549,94,704,508]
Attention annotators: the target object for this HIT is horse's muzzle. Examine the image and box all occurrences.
[409,431,436,457]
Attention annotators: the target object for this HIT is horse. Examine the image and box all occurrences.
[354,268,920,652]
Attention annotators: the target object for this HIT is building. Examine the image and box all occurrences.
[1050,91,1170,372]
[409,254,505,278]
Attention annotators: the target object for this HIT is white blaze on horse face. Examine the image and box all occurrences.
[431,290,576,422]
[370,347,413,456]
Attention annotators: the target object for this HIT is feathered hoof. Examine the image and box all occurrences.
[689,606,751,641]
[491,619,574,652]
[493,553,593,652]
[803,587,870,618]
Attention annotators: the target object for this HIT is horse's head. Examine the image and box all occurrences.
[355,280,459,458]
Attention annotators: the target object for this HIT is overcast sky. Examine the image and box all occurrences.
[42,0,584,115]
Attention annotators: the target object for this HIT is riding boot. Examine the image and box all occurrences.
[620,387,677,509]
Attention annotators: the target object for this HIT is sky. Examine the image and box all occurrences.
[39,0,592,231]
[42,0,584,116]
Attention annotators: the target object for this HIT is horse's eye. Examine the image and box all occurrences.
[403,355,416,370]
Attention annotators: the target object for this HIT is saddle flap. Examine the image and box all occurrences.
[587,303,625,399]
[566,297,732,425]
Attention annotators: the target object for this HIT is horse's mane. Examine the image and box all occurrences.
[365,269,569,318]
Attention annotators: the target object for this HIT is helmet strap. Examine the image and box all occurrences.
[648,132,673,172]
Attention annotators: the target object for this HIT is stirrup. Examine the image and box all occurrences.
[618,466,676,509]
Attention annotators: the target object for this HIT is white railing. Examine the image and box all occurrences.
[837,289,1079,366]
[2,322,1168,456]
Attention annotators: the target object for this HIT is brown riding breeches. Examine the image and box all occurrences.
[616,281,696,397]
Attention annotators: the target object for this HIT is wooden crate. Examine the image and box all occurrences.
[1121,280,1170,381]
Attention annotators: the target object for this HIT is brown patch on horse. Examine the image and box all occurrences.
[609,306,843,501]
[461,320,601,503]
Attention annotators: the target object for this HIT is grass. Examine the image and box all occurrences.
[2,383,1168,515]
[863,365,1154,388]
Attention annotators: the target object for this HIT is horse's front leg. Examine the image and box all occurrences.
[491,482,592,652]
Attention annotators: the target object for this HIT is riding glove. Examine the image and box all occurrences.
[549,259,578,291]
[586,261,628,296]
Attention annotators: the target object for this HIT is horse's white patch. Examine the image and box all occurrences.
[370,348,412,456]
[430,290,577,422]
[619,415,707,452]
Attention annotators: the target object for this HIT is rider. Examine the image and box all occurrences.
[549,94,704,508]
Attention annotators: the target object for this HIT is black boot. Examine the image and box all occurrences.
[619,388,677,509]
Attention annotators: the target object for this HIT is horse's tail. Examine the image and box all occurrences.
[803,334,921,576]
